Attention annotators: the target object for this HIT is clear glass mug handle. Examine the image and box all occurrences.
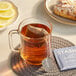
[8,30,20,52]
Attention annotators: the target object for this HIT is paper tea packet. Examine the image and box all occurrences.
[53,46,76,71]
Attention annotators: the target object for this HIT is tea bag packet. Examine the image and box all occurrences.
[53,46,76,71]
[25,25,48,38]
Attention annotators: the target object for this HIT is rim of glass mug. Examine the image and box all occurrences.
[8,17,52,52]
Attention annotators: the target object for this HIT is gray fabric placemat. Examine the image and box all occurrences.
[10,36,75,76]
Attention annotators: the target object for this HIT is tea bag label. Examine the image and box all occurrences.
[53,46,76,71]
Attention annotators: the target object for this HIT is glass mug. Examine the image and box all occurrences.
[9,17,52,65]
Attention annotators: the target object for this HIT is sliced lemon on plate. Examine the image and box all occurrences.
[0,1,12,11]
[0,1,18,30]
[0,8,16,19]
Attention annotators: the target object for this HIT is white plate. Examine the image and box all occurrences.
[44,0,76,25]
[0,0,18,31]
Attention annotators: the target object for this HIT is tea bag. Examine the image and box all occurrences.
[25,25,48,38]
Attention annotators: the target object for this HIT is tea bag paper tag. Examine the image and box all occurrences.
[53,46,76,71]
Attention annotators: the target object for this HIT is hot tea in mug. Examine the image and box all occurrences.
[9,17,52,65]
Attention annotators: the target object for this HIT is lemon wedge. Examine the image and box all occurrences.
[0,8,16,19]
[0,1,12,11]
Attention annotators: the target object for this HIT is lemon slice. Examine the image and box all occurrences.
[0,8,16,19]
[0,18,13,27]
[0,19,10,27]
[0,14,17,28]
[0,1,12,11]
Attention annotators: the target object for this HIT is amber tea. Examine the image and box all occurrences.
[20,24,51,65]
[9,17,52,66]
